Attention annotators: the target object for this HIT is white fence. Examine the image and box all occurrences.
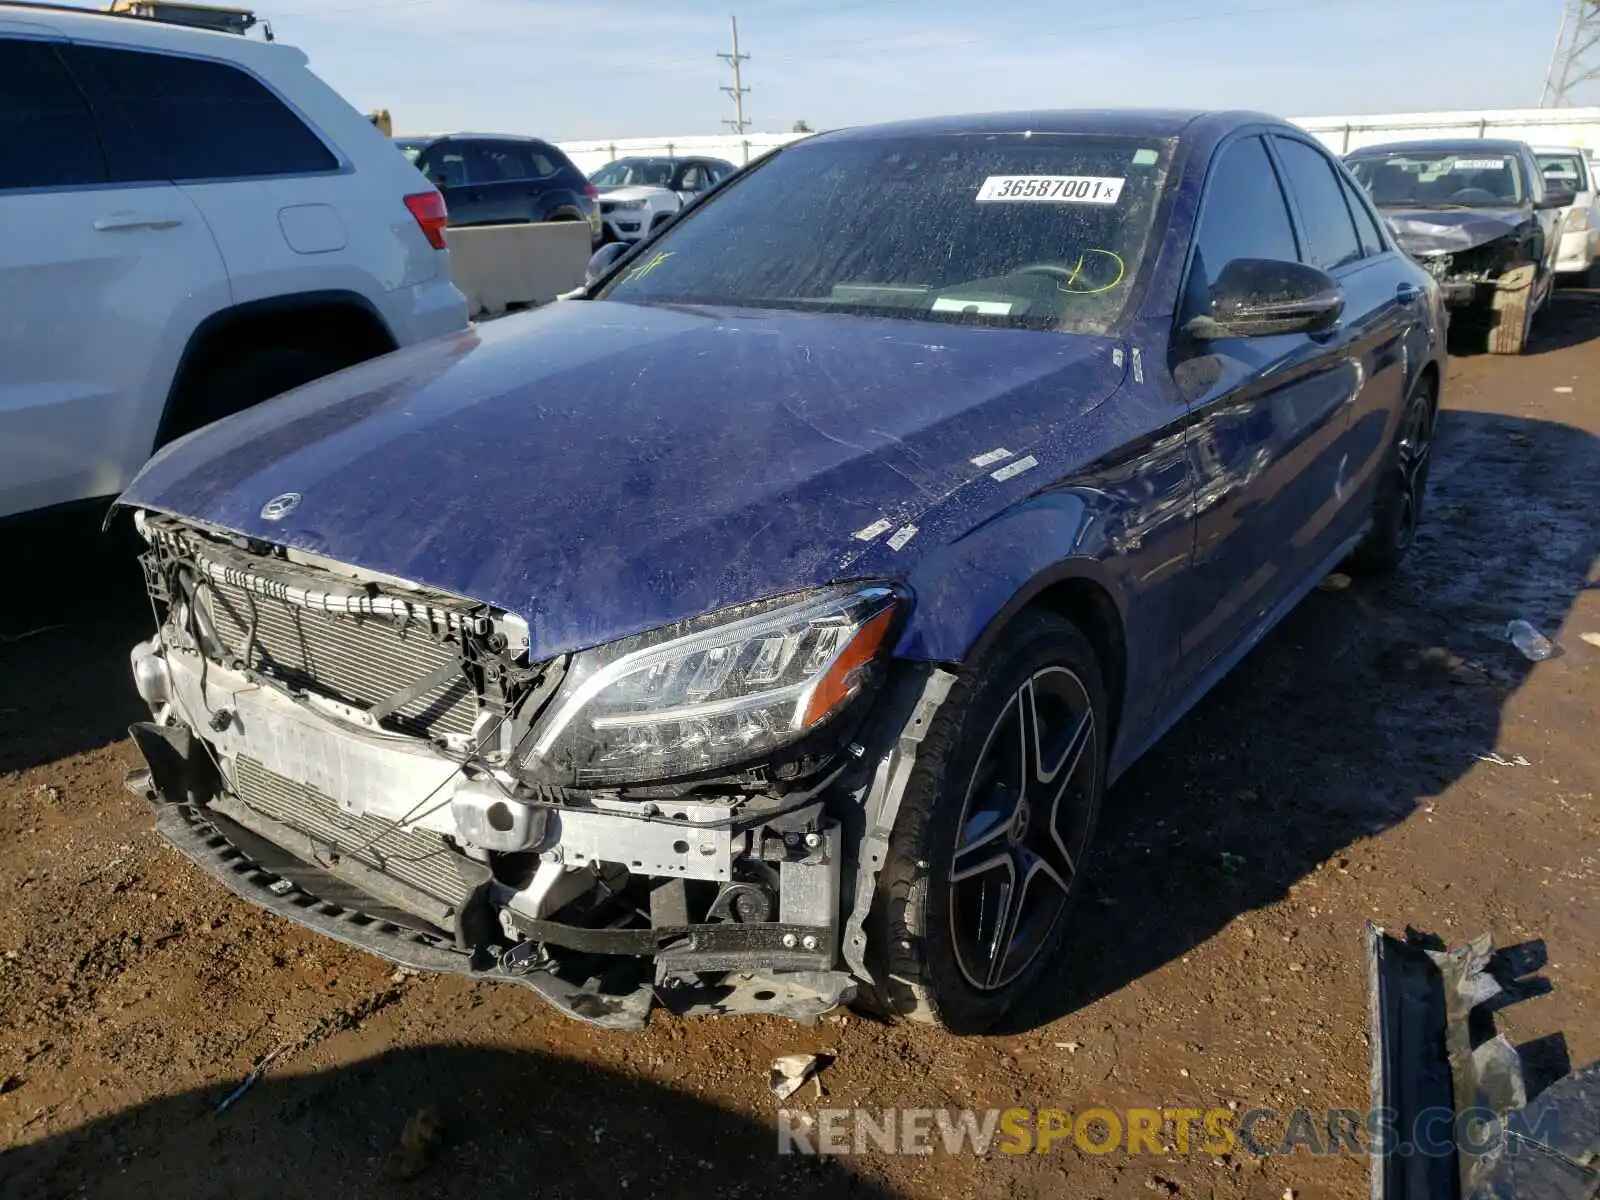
[557,132,807,175]
[559,108,1600,173]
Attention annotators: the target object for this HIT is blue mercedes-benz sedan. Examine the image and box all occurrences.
[118,110,1445,1032]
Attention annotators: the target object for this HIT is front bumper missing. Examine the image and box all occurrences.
[128,753,854,1030]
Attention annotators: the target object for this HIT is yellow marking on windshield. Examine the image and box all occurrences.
[624,251,675,282]
[1056,249,1126,295]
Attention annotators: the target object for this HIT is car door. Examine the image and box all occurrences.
[1271,133,1413,545]
[1172,132,1362,679]
[0,33,227,521]
[1522,147,1565,291]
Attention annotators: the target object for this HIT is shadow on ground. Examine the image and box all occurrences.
[0,1044,876,1200]
[0,507,148,773]
[1006,405,1599,1030]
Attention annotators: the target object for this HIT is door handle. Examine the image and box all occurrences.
[94,213,184,232]
[1396,282,1423,305]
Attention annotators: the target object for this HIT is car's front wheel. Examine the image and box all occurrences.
[862,610,1107,1032]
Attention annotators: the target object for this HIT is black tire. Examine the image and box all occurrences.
[160,344,354,449]
[1349,374,1436,575]
[1487,263,1537,355]
[860,610,1108,1033]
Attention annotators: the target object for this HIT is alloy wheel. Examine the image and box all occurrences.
[1393,394,1434,551]
[947,666,1097,991]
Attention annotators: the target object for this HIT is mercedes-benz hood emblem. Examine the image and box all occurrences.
[259,492,303,521]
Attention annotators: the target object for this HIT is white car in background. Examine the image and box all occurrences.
[589,156,737,243]
[1534,145,1600,281]
[0,2,468,526]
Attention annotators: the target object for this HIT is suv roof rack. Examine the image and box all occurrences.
[1,1,272,40]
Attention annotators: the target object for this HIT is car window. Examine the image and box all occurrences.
[1339,173,1387,257]
[61,44,337,182]
[1538,152,1587,193]
[679,165,707,191]
[469,141,537,182]
[524,141,562,177]
[1273,137,1363,270]
[602,133,1176,335]
[0,38,109,191]
[420,145,469,187]
[1346,150,1526,208]
[1187,135,1300,306]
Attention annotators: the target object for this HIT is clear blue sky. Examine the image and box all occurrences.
[78,0,1572,138]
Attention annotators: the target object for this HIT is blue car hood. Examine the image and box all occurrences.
[122,300,1124,658]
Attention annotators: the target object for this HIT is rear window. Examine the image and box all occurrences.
[600,133,1175,334]
[62,44,338,182]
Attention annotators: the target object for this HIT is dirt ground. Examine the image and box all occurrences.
[2,295,1597,1200]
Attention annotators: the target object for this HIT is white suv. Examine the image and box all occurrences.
[0,3,469,524]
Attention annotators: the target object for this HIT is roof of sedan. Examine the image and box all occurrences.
[1347,138,1530,156]
[807,109,1285,142]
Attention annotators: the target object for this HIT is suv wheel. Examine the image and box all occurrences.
[862,610,1107,1032]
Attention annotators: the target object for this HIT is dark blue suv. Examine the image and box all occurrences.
[121,110,1445,1033]
[395,132,599,241]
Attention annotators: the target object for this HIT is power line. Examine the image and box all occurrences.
[1543,0,1600,106]
[718,14,751,134]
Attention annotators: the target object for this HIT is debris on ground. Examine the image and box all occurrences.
[1506,619,1559,662]
[1581,632,1600,649]
[1317,573,1352,592]
[1476,752,1532,767]
[768,1052,833,1101]
[385,1106,444,1182]
[212,1043,291,1116]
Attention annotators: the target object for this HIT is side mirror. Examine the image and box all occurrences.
[585,240,630,286]
[1537,189,1577,210]
[1186,258,1344,340]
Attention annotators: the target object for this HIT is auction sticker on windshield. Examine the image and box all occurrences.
[976,176,1126,204]
[1453,159,1507,171]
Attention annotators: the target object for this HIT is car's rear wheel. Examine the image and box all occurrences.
[1349,375,1436,574]
[860,610,1107,1032]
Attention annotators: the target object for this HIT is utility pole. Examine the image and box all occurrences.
[1542,0,1600,106]
[718,15,750,134]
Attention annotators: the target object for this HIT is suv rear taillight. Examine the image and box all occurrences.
[584,183,598,200]
[404,191,448,250]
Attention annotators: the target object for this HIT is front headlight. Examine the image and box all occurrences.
[522,584,903,786]
[611,199,647,211]
[1568,208,1590,232]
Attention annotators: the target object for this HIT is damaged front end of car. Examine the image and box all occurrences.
[1386,212,1534,311]
[124,510,947,1029]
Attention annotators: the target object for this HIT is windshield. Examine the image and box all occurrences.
[1537,152,1588,194]
[1347,150,1525,209]
[592,159,678,187]
[598,133,1174,334]
[394,138,426,165]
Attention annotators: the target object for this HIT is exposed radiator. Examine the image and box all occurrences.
[232,755,475,908]
[199,577,477,740]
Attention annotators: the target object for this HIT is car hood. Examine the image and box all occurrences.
[1379,206,1529,256]
[596,185,675,204]
[121,301,1125,659]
